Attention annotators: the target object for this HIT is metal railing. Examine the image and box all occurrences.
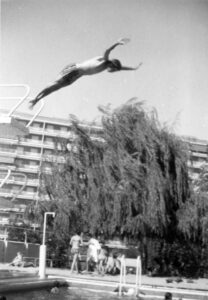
[0,168,11,188]
[0,84,45,197]
[0,84,44,127]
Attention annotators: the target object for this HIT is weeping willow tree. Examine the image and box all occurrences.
[175,164,208,277]
[33,101,190,245]
[85,102,190,240]
[178,164,208,244]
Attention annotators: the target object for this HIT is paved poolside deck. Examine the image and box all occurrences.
[0,264,208,299]
[49,268,208,293]
[0,263,208,292]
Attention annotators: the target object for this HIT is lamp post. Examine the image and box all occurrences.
[39,212,55,279]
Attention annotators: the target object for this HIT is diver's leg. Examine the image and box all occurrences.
[29,81,62,108]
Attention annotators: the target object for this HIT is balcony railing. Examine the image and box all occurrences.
[0,148,17,155]
[188,160,205,169]
[17,152,41,160]
[0,137,18,144]
[0,176,38,186]
[0,188,36,200]
[16,165,39,173]
[18,139,54,149]
[29,126,75,139]
[191,151,207,158]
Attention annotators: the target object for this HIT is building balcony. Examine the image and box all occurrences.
[0,188,36,200]
[28,127,45,135]
[16,165,40,173]
[0,137,18,145]
[0,218,10,226]
[0,149,63,162]
[14,190,36,200]
[0,165,16,172]
[17,152,42,161]
[0,176,38,187]
[25,178,39,186]
[0,149,17,158]
[29,126,74,139]
[42,154,65,164]
[188,160,205,169]
[190,143,208,153]
[0,206,26,213]
[18,139,55,149]
[190,151,208,158]
[15,164,52,175]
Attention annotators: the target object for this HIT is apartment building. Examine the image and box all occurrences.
[0,109,102,225]
[184,136,208,180]
[0,109,208,225]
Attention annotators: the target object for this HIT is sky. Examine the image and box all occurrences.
[1,0,208,139]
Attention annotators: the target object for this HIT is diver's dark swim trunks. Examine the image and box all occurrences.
[56,63,82,86]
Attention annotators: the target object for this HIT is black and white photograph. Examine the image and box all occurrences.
[0,0,208,299]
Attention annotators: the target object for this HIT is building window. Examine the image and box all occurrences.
[29,161,38,166]
[44,149,53,155]
[17,146,24,153]
[30,135,41,141]
[60,126,68,132]
[32,122,42,128]
[46,124,54,131]
[26,187,35,193]
[45,137,53,143]
[30,148,39,154]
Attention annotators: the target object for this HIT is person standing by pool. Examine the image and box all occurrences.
[98,246,109,274]
[86,234,101,272]
[69,231,83,273]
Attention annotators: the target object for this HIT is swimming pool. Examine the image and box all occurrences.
[0,270,207,300]
[4,287,128,300]
[2,280,207,300]
[0,269,34,279]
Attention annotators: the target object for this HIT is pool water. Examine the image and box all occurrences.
[4,287,135,300]
[0,269,31,279]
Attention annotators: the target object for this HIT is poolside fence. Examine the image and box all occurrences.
[0,239,40,263]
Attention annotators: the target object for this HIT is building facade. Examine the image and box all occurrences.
[0,110,208,225]
[0,110,102,225]
[184,136,208,180]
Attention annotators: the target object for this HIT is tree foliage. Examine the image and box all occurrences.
[35,101,190,243]
[7,224,41,244]
[95,102,189,239]
[178,164,208,244]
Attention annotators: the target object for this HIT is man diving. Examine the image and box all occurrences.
[29,38,142,109]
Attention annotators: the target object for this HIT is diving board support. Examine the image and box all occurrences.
[26,99,44,127]
[3,84,31,117]
[0,168,11,188]
[0,84,45,128]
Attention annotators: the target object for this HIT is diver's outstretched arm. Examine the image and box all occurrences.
[120,62,143,71]
[103,38,130,60]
